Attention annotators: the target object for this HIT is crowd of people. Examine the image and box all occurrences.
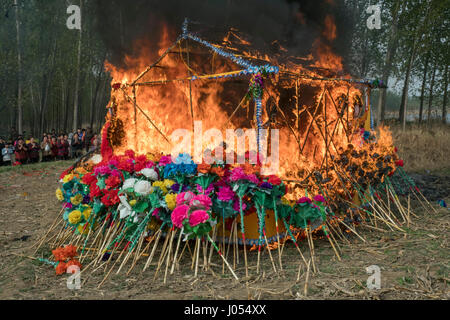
[0,128,100,167]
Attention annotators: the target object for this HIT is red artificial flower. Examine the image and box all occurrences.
[112,83,121,90]
[395,159,404,167]
[117,159,134,172]
[394,147,398,153]
[52,247,67,262]
[82,173,97,185]
[55,262,67,275]
[66,259,82,272]
[267,175,282,186]
[388,171,394,177]
[59,166,74,181]
[64,245,78,259]
[125,150,135,159]
[101,189,120,207]
[89,183,103,198]
[105,175,121,189]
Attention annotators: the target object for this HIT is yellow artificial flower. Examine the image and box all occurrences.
[75,167,88,175]
[165,193,177,211]
[55,189,64,201]
[63,174,74,184]
[129,200,137,207]
[77,223,90,235]
[152,181,168,194]
[83,207,92,220]
[70,194,83,206]
[146,153,161,162]
[68,210,82,225]
[163,179,175,188]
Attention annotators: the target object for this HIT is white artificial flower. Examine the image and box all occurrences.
[90,154,103,165]
[134,180,153,196]
[122,178,137,190]
[138,168,158,181]
[118,196,137,220]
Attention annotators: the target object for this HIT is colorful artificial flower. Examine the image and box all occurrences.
[165,193,177,211]
[152,181,168,194]
[211,166,225,177]
[82,207,92,220]
[105,175,121,189]
[197,163,211,174]
[134,180,153,196]
[138,168,158,180]
[122,178,137,190]
[217,186,235,202]
[101,189,120,206]
[297,197,312,204]
[63,174,74,184]
[189,194,212,210]
[395,159,404,167]
[70,194,83,206]
[189,210,210,227]
[56,189,64,201]
[55,261,67,275]
[163,179,175,189]
[267,175,282,186]
[129,199,137,207]
[68,210,82,225]
[66,259,82,271]
[159,155,172,166]
[313,195,325,203]
[176,191,195,206]
[171,205,189,228]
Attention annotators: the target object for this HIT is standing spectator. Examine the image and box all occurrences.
[72,134,82,158]
[50,136,58,161]
[41,136,52,162]
[68,132,74,158]
[63,135,70,159]
[89,134,99,152]
[14,138,28,165]
[0,138,5,166]
[2,142,14,166]
[57,135,65,161]
[27,138,41,163]
[85,127,93,152]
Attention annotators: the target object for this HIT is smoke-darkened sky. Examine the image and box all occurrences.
[93,0,353,70]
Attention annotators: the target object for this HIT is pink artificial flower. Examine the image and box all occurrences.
[230,167,247,182]
[108,159,120,167]
[189,194,212,210]
[176,191,195,206]
[217,186,235,202]
[189,210,210,227]
[159,155,172,166]
[94,165,111,176]
[313,195,325,203]
[171,205,189,228]
[145,161,155,168]
[152,208,160,220]
[196,184,214,195]
[246,174,259,185]
[297,197,312,204]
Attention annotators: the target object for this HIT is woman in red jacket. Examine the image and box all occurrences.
[14,139,28,164]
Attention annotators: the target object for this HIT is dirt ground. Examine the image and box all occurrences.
[0,161,448,300]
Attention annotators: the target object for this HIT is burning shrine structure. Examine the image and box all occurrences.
[34,20,435,283]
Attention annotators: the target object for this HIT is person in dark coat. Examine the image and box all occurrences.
[50,137,58,161]
[27,138,40,163]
